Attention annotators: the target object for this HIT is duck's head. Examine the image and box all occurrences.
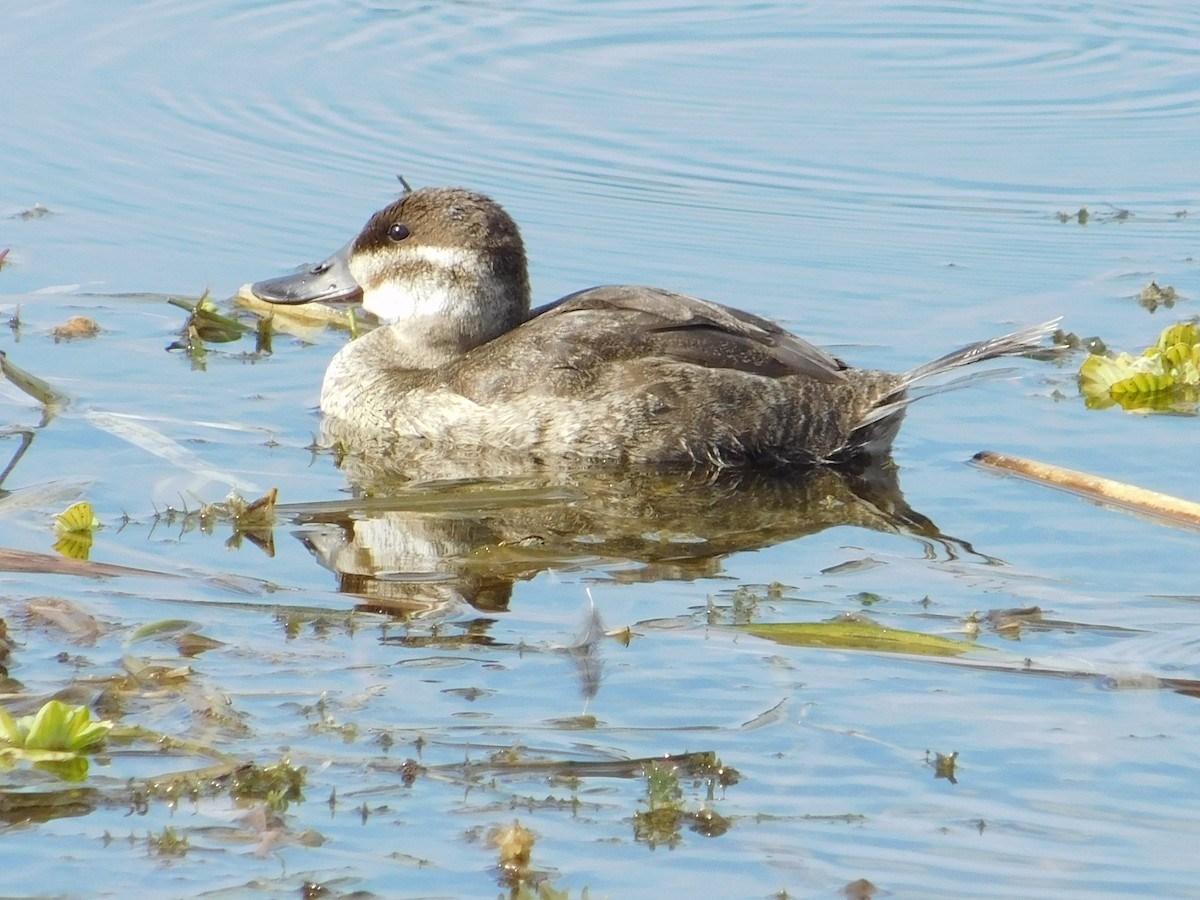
[253,187,532,349]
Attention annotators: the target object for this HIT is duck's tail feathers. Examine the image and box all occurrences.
[897,318,1062,389]
[830,318,1061,463]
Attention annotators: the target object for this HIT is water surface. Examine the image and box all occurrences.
[2,1,1199,897]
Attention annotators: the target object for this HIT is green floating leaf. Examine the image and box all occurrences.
[168,290,249,345]
[1079,319,1200,412]
[128,619,198,644]
[0,351,67,408]
[738,617,974,658]
[0,700,112,754]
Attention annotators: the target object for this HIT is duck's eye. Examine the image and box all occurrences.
[387,222,411,242]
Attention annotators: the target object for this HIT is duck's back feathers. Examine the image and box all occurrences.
[534,285,849,382]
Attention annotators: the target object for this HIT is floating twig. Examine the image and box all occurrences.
[973,451,1200,530]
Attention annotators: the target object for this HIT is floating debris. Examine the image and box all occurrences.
[24,596,104,645]
[51,315,101,342]
[153,488,279,556]
[234,282,360,331]
[489,819,535,872]
[974,451,1200,531]
[12,203,51,221]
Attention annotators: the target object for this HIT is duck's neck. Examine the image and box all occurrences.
[317,276,529,419]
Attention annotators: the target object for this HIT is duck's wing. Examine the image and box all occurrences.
[533,285,847,383]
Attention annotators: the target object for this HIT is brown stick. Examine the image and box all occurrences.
[973,451,1200,530]
[0,547,173,578]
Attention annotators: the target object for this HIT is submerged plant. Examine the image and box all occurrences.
[1079,320,1200,412]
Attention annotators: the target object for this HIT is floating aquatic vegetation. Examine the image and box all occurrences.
[166,290,253,369]
[1055,204,1131,225]
[0,545,169,578]
[1078,320,1200,412]
[0,699,112,778]
[147,825,189,857]
[254,312,274,354]
[53,501,100,560]
[1057,206,1090,225]
[0,248,8,269]
[0,351,67,420]
[150,488,279,556]
[631,755,731,848]
[224,487,278,555]
[1138,281,1181,313]
[126,617,225,657]
[491,819,535,874]
[228,758,306,812]
[928,750,959,784]
[168,290,249,345]
[1052,328,1106,355]
[224,487,277,529]
[11,203,51,221]
[739,614,975,657]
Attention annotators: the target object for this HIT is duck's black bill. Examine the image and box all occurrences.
[251,241,362,305]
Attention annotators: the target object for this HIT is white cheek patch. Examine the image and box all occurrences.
[361,280,449,323]
[354,245,479,324]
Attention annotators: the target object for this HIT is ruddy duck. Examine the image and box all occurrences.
[252,186,1056,469]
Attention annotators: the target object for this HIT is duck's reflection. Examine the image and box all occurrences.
[280,460,986,616]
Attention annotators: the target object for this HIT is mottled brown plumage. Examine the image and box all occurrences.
[252,187,1056,475]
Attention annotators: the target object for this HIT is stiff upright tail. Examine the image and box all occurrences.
[831,318,1061,462]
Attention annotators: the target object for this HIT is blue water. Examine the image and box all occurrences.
[2,1,1199,897]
